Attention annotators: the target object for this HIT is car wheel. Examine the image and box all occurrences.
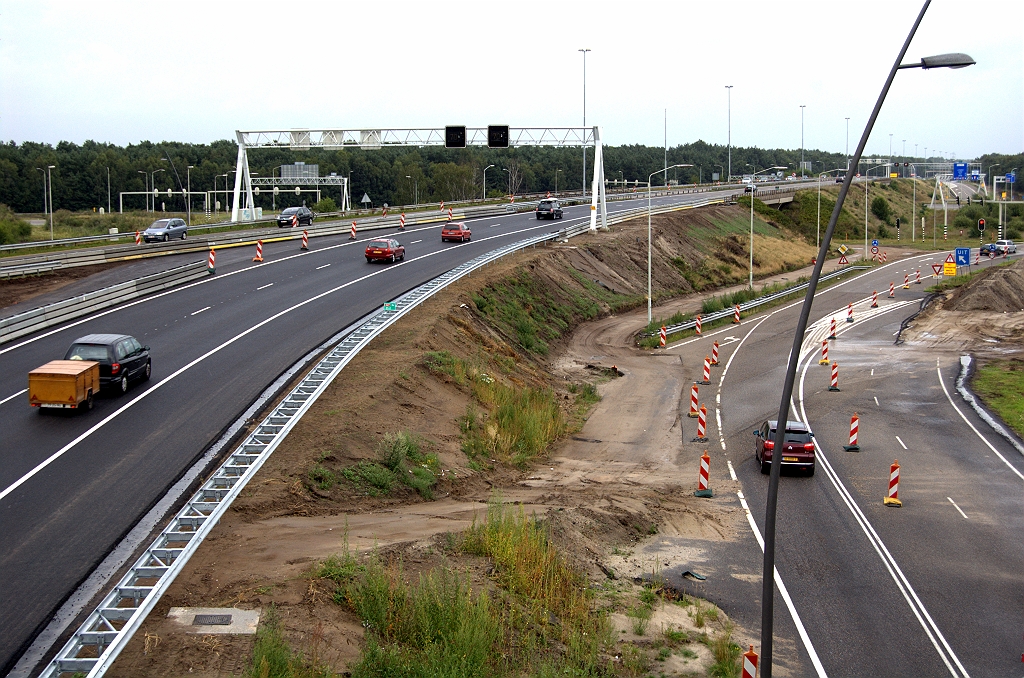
[143,361,151,382]
[760,461,770,475]
[84,391,94,412]
[366,257,372,263]
[807,464,815,477]
[536,215,541,219]
[118,376,128,394]
[390,254,396,263]
[164,235,169,242]
[181,231,187,240]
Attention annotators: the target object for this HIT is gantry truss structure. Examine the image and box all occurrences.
[231,127,607,229]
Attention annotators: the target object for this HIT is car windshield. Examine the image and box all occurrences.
[148,220,171,229]
[770,428,812,444]
[65,344,109,361]
[539,201,554,208]
[368,241,389,248]
[282,208,299,215]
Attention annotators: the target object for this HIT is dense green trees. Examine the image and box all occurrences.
[0,136,861,215]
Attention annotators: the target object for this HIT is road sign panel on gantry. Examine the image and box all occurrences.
[953,163,968,179]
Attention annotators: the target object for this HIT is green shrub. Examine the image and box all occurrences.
[311,197,338,213]
[871,196,891,222]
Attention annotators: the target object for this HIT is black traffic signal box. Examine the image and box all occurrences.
[445,126,466,148]
[488,125,509,148]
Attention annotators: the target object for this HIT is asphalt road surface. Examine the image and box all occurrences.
[0,189,738,673]
[664,251,1023,676]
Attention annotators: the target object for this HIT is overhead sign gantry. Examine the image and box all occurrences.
[230,126,608,231]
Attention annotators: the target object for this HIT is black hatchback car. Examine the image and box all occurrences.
[277,206,315,227]
[64,334,151,394]
[535,199,563,219]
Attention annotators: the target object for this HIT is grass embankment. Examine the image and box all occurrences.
[971,360,1024,440]
[308,431,440,499]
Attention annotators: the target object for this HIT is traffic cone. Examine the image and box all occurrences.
[692,406,709,443]
[828,317,836,340]
[829,361,840,391]
[688,383,699,418]
[134,230,141,245]
[207,248,216,274]
[742,646,758,678]
[659,326,667,348]
[399,213,406,230]
[843,413,860,451]
[903,273,910,289]
[711,340,719,366]
[350,221,357,239]
[871,290,878,308]
[699,356,711,385]
[695,314,702,335]
[447,207,453,221]
[915,269,921,284]
[733,305,741,324]
[694,450,713,497]
[818,340,830,365]
[252,240,264,262]
[888,281,895,298]
[301,230,308,250]
[884,459,902,507]
[846,302,854,323]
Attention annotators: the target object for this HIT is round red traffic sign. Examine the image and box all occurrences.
[871,246,879,254]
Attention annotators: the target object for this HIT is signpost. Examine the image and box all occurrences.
[383,302,397,311]
[932,263,943,277]
[953,163,968,180]
[944,253,958,277]
[955,248,970,266]
[872,239,879,247]
[837,244,849,255]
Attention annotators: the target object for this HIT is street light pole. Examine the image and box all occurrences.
[648,164,692,323]
[46,165,55,239]
[579,48,591,199]
[272,167,278,211]
[758,0,974,671]
[482,165,494,200]
[137,170,149,211]
[555,169,562,196]
[186,166,194,225]
[800,105,805,177]
[151,168,166,211]
[725,85,733,181]
[35,167,47,223]
[817,169,844,251]
[746,165,787,289]
[106,167,111,215]
[845,117,850,169]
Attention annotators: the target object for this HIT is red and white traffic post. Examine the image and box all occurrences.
[915,269,922,284]
[399,213,406,230]
[871,290,878,308]
[659,326,667,348]
[711,340,719,366]
[903,273,910,289]
[828,361,840,391]
[301,230,308,250]
[695,314,702,335]
[846,302,854,323]
[447,207,453,221]
[733,304,741,324]
[888,281,895,298]
[693,407,709,444]
[439,200,444,211]
[207,248,216,273]
[688,384,699,418]
[818,340,830,365]
[694,450,713,497]
[252,240,264,262]
[742,646,758,678]
[382,206,388,218]
[134,230,141,245]
[699,356,711,385]
[884,459,903,507]
[828,317,837,340]
[350,221,357,239]
[844,413,860,451]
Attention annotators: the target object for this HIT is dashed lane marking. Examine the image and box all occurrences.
[896,436,908,450]
[190,307,211,316]
[256,283,274,290]
[947,497,969,520]
[1,389,27,406]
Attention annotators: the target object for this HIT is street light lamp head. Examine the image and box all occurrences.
[902,52,976,69]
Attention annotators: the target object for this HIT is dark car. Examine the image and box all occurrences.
[142,218,187,242]
[441,222,472,242]
[64,334,151,394]
[365,238,405,263]
[536,199,563,220]
[980,243,998,256]
[277,206,315,227]
[743,184,756,193]
[754,419,815,475]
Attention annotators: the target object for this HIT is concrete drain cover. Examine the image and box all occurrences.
[167,607,260,634]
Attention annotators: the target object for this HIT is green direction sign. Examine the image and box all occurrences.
[383,302,397,311]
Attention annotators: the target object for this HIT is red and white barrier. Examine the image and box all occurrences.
[871,290,878,308]
[207,248,216,273]
[659,326,667,348]
[844,413,860,451]
[884,459,902,507]
[447,207,453,221]
[693,407,709,444]
[695,314,702,335]
[688,383,699,418]
[846,302,854,323]
[699,356,711,384]
[828,317,837,340]
[439,200,444,211]
[134,230,141,245]
[694,450,712,496]
[382,206,388,218]
[915,269,921,284]
[350,222,357,239]
[711,340,719,366]
[399,213,406,230]
[291,214,298,228]
[819,340,830,365]
[903,273,910,289]
[301,230,308,250]
[974,250,980,265]
[733,305,741,324]
[742,646,758,678]
[252,240,264,262]
[881,251,887,263]
[829,361,840,391]
[888,281,895,298]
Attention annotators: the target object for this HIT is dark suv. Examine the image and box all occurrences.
[536,199,563,220]
[753,420,815,475]
[64,334,151,394]
[277,206,315,227]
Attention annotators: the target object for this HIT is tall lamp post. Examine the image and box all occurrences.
[482,165,494,200]
[988,164,1000,199]
[555,169,562,196]
[106,167,111,214]
[725,85,733,181]
[758,0,974,670]
[579,48,591,199]
[502,168,511,196]
[648,164,692,323]
[746,166,787,288]
[272,166,279,211]
[715,165,724,183]
[46,165,55,239]
[799,105,806,177]
[186,166,194,225]
[817,169,845,251]
[137,170,149,211]
[863,164,888,260]
[845,117,850,169]
[151,168,166,211]
[35,167,47,225]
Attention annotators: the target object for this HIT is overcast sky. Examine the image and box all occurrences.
[1,0,1021,159]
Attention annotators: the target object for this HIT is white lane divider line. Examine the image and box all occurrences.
[315,264,331,270]
[256,283,274,290]
[874,396,880,406]
[410,240,422,244]
[871,368,875,376]
[947,497,969,520]
[727,459,738,481]
[1,388,27,406]
[895,436,908,450]
[190,307,211,316]
[797,337,969,677]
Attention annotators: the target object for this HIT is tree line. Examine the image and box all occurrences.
[2,136,987,215]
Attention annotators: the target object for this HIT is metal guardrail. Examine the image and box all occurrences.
[0,262,211,344]
[641,266,871,337]
[35,190,733,677]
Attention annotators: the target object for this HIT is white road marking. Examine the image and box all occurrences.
[1,389,27,406]
[896,436,907,450]
[190,306,211,316]
[947,497,969,520]
[315,264,330,270]
[727,459,738,481]
[871,368,875,376]
[874,396,880,406]
[410,240,422,244]
[256,283,274,290]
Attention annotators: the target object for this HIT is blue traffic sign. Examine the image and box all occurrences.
[953,163,968,179]
[955,248,970,266]
[1007,173,1016,184]
[872,239,879,247]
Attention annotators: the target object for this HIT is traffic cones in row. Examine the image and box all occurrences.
[819,340,830,365]
[843,413,860,451]
[301,230,308,250]
[828,317,837,340]
[884,459,902,507]
[888,281,895,298]
[828,361,840,391]
[699,356,711,385]
[688,384,699,418]
[733,305,741,324]
[252,240,264,262]
[711,340,719,366]
[207,248,216,273]
[694,450,713,497]
[692,405,709,443]
[846,303,854,323]
[659,326,667,348]
[695,314,703,335]
[871,290,878,308]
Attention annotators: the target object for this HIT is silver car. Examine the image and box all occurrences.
[143,218,187,242]
[995,239,1017,254]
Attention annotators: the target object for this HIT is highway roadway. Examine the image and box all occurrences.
[665,251,1023,676]
[0,189,738,673]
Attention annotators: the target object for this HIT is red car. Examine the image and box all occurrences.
[754,419,816,476]
[365,238,405,263]
[441,222,471,242]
